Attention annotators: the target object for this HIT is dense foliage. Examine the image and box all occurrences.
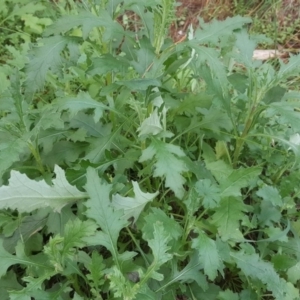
[1,0,300,299]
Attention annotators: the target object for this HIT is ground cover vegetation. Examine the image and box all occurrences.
[1,0,300,299]
[173,0,300,50]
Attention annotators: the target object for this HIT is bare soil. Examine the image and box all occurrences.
[171,0,300,49]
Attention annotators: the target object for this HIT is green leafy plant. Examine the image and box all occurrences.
[234,0,300,48]
[1,0,300,299]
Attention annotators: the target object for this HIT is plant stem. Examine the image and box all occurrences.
[28,142,45,175]
[232,104,257,167]
[126,227,150,267]
[71,274,84,297]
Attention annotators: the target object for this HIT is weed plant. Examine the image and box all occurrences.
[0,0,300,299]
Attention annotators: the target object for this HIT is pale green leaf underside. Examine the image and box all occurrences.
[139,139,188,199]
[256,185,283,207]
[112,181,158,222]
[232,251,298,300]
[194,16,252,45]
[212,197,246,241]
[0,165,87,212]
[192,231,222,281]
[84,168,128,258]
[277,53,300,80]
[0,136,28,179]
[57,92,108,123]
[138,109,163,137]
[25,36,78,96]
[44,10,124,40]
[220,166,262,197]
[166,252,208,291]
[146,222,173,280]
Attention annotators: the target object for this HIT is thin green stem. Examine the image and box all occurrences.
[126,227,150,267]
[232,104,257,167]
[28,142,45,175]
[71,274,84,297]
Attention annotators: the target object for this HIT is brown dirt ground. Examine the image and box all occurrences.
[171,0,300,49]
